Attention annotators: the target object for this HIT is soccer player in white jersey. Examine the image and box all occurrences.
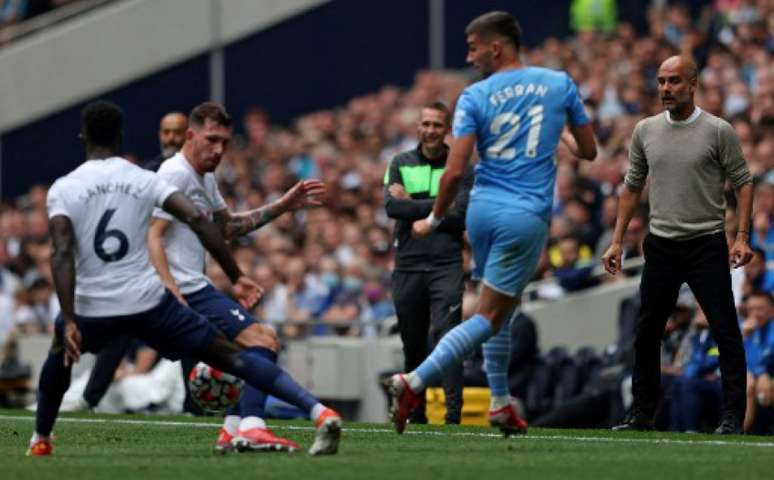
[386,11,597,435]
[28,101,341,457]
[148,101,327,453]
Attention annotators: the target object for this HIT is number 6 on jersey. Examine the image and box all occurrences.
[94,209,129,262]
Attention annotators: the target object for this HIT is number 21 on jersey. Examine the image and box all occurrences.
[486,104,544,160]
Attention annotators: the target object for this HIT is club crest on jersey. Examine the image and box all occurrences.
[230,309,246,321]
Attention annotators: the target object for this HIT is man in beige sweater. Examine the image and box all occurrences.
[602,56,753,434]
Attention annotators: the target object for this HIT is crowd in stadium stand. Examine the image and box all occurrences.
[0,0,83,44]
[1,1,772,428]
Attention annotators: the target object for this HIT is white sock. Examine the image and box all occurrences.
[406,372,424,393]
[223,415,241,435]
[310,403,327,422]
[239,416,266,431]
[490,395,510,410]
[30,432,50,445]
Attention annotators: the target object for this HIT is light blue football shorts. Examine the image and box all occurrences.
[465,198,549,297]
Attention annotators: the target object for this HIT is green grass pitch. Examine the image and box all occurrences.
[1,410,773,479]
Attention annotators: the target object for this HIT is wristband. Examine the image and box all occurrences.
[427,212,442,229]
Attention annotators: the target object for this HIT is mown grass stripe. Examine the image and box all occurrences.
[2,414,773,448]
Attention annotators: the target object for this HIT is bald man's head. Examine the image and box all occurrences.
[660,56,698,84]
[657,56,698,119]
[159,112,188,158]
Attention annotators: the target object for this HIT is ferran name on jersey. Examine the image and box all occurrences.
[78,182,145,204]
[489,83,549,107]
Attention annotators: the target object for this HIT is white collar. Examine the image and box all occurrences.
[665,106,702,125]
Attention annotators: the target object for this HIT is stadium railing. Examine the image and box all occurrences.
[0,0,118,45]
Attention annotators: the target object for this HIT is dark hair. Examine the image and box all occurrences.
[422,101,452,126]
[747,290,774,304]
[81,100,123,147]
[189,101,232,129]
[559,233,581,245]
[465,11,522,50]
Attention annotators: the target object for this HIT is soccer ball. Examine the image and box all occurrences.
[187,362,244,413]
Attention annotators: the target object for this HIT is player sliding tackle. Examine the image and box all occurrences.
[386,11,597,435]
[28,101,341,457]
[147,101,327,453]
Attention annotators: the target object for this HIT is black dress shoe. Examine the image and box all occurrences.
[612,411,654,431]
[714,415,743,435]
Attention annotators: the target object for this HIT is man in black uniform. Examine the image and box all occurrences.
[384,101,472,424]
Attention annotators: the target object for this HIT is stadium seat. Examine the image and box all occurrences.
[426,387,491,426]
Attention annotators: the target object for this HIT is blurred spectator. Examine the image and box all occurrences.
[571,0,618,34]
[320,260,366,336]
[283,257,328,338]
[655,288,694,429]
[552,235,598,292]
[742,290,774,431]
[595,195,619,257]
[57,342,185,415]
[618,206,648,266]
[669,306,722,432]
[13,277,58,334]
[253,263,289,328]
[737,247,770,301]
[1,0,82,45]
[141,112,188,172]
[361,280,395,333]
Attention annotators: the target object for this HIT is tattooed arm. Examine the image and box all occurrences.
[162,191,262,308]
[212,179,326,240]
[212,202,284,240]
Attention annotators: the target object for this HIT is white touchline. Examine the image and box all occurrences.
[3,415,774,448]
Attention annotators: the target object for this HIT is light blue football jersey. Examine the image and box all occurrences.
[452,66,589,221]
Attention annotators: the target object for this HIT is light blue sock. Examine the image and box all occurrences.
[483,316,512,397]
[415,314,493,387]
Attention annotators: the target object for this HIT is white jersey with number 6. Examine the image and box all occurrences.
[46,157,178,317]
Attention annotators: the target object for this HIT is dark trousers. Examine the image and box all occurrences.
[392,265,464,424]
[82,336,133,407]
[83,337,201,414]
[634,232,746,420]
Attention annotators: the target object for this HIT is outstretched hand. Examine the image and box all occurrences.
[281,180,327,211]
